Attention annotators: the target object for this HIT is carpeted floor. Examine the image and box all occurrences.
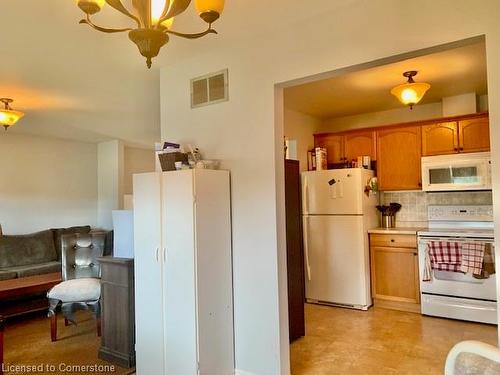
[3,311,135,375]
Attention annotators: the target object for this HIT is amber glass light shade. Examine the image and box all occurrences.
[195,0,224,23]
[0,109,24,128]
[391,82,430,108]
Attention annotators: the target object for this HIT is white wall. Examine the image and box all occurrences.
[319,102,442,133]
[160,1,500,374]
[124,146,155,195]
[283,109,321,171]
[0,133,97,234]
[97,140,124,229]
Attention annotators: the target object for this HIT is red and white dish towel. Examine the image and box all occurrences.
[423,241,486,281]
[460,242,486,275]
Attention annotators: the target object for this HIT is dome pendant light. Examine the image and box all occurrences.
[0,98,25,131]
[391,71,430,109]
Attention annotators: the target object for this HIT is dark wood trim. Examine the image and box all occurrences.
[314,112,489,137]
[0,315,4,375]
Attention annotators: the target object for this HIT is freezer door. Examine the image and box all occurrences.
[301,169,372,215]
[303,215,371,307]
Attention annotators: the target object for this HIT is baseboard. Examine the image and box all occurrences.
[235,370,258,375]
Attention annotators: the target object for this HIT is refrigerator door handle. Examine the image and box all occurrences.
[338,178,344,198]
[303,179,309,214]
[303,216,312,281]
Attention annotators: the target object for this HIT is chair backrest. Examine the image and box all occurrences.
[61,232,106,281]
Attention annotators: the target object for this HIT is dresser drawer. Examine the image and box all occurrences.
[370,233,416,248]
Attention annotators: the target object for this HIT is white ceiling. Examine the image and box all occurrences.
[284,41,488,119]
[0,1,165,147]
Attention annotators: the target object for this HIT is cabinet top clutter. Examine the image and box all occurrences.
[313,112,489,191]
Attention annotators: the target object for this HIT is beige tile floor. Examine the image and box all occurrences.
[290,304,498,375]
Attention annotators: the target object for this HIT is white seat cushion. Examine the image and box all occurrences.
[47,278,101,303]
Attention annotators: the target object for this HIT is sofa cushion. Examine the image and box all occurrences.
[0,230,57,268]
[47,278,100,303]
[0,270,17,281]
[6,261,62,278]
[52,226,92,261]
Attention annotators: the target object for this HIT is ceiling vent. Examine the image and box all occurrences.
[191,69,229,108]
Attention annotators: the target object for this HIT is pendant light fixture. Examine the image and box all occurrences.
[76,0,225,69]
[391,71,430,109]
[0,98,25,131]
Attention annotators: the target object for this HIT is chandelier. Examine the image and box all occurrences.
[76,0,224,68]
[390,71,430,109]
[0,98,25,131]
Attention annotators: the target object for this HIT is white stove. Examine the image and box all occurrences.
[417,205,497,325]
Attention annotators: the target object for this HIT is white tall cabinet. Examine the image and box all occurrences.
[133,169,234,375]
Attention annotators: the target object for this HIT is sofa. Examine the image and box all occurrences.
[0,226,113,281]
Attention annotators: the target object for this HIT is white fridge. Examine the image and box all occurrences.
[302,168,378,310]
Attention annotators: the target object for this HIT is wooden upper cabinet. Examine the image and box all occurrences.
[459,115,490,153]
[376,125,422,191]
[344,130,376,161]
[314,134,345,164]
[422,122,458,156]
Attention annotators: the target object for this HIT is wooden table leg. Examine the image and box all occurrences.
[50,314,57,342]
[0,315,4,375]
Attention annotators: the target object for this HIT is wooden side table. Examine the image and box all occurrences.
[98,257,135,368]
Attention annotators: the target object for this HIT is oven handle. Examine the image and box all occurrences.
[418,236,495,244]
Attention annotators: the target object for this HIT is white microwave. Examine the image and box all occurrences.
[421,152,492,192]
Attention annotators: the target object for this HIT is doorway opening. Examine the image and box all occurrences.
[275,35,497,374]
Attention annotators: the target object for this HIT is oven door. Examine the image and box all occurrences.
[418,236,496,301]
[421,153,491,192]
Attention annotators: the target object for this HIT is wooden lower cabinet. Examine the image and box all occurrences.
[369,234,420,313]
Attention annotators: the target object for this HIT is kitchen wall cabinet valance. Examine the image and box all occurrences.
[133,170,234,375]
[314,129,376,166]
[376,125,422,191]
[422,114,490,156]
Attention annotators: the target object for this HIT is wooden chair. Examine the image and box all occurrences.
[47,232,105,341]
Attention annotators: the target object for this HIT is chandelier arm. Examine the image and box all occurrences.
[165,27,217,39]
[105,0,141,27]
[79,17,133,33]
[157,0,192,26]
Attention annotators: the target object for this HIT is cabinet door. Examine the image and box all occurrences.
[133,173,165,375]
[376,126,422,191]
[422,121,458,156]
[163,171,198,375]
[344,130,376,161]
[314,134,345,164]
[370,246,420,303]
[459,116,490,153]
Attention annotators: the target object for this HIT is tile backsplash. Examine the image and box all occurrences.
[381,191,493,227]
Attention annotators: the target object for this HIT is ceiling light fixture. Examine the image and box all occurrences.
[0,98,25,131]
[76,0,225,69]
[391,71,430,109]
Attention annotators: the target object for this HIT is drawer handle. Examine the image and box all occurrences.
[390,239,395,242]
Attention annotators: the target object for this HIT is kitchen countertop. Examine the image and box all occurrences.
[367,227,427,235]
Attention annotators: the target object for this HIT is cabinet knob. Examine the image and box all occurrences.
[459,147,464,151]
[390,239,395,242]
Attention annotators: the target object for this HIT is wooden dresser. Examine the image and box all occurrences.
[98,257,135,368]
